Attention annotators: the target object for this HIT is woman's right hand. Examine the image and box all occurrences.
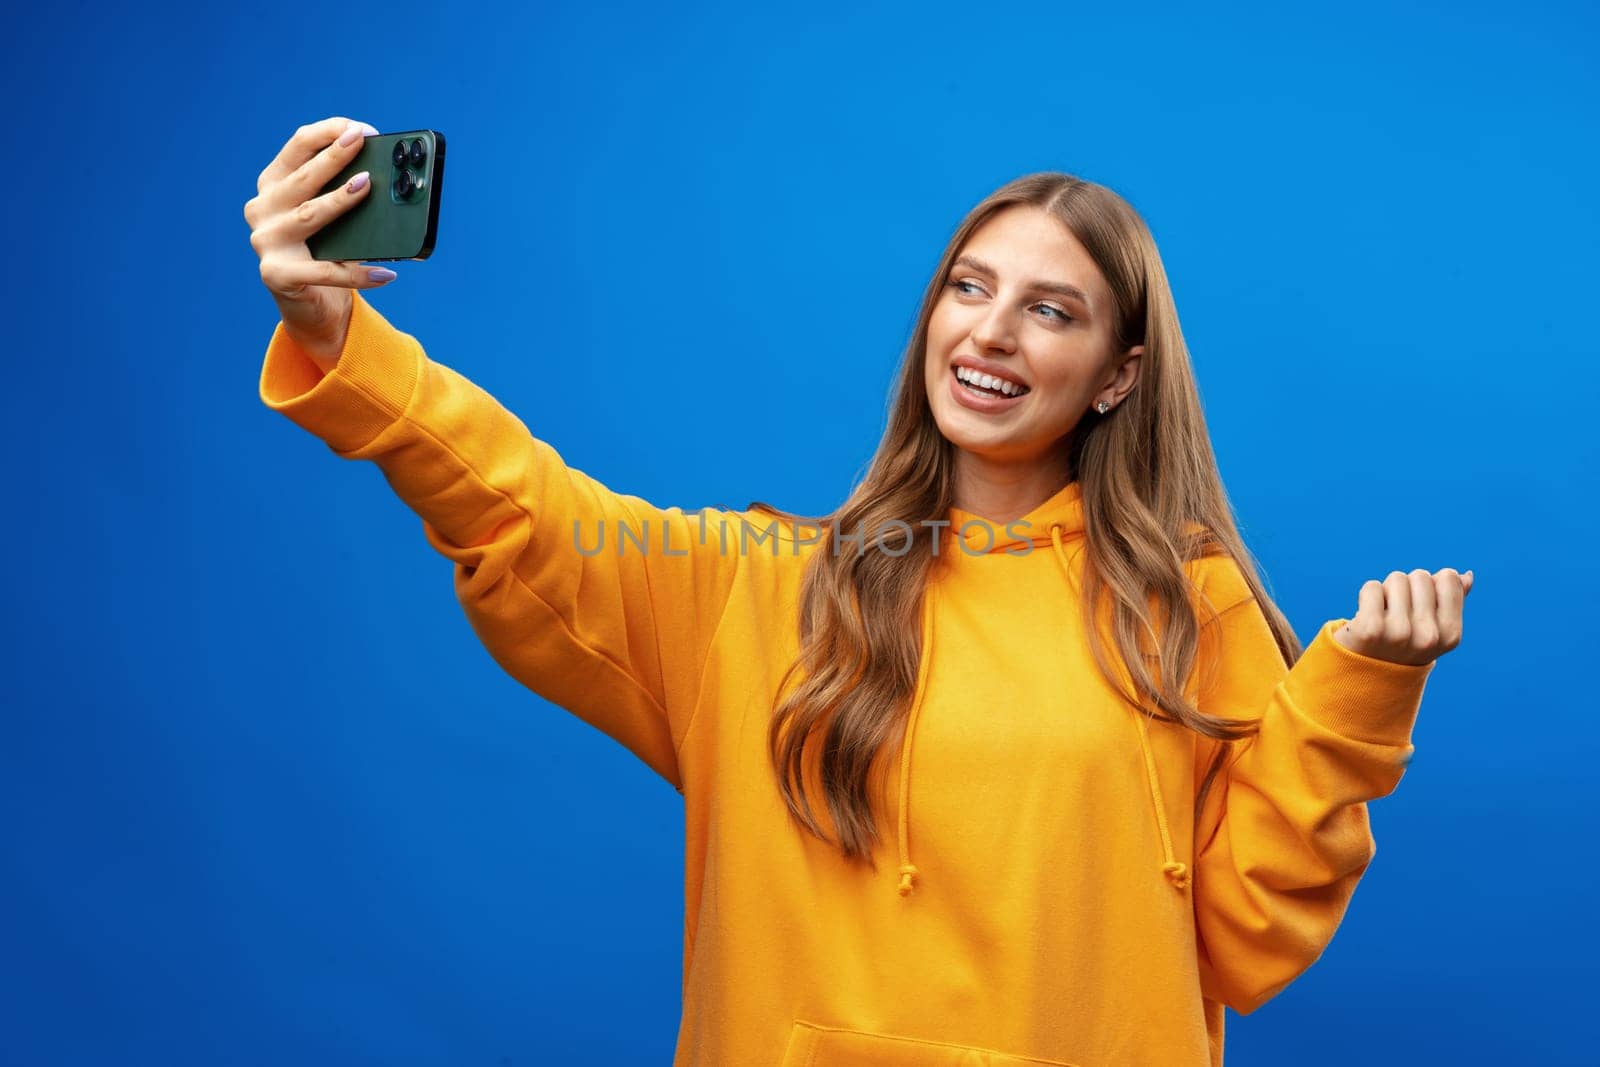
[244,116,394,369]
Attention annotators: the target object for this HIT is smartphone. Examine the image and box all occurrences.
[307,129,446,262]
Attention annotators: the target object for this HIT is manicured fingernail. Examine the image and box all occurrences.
[346,171,370,193]
[338,122,363,147]
[368,268,397,283]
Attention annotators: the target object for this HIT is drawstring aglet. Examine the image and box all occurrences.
[1162,861,1191,890]
[897,864,919,896]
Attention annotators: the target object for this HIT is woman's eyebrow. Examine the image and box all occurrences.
[952,254,1091,308]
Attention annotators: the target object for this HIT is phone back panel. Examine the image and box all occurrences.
[306,129,445,263]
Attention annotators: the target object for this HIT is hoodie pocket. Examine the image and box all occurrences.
[780,1019,1080,1066]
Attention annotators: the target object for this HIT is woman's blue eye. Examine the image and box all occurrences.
[947,280,1071,322]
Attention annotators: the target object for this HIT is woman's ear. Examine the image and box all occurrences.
[1099,344,1144,405]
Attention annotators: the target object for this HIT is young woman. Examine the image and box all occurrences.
[245,117,1472,1066]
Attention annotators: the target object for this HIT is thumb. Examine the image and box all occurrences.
[1461,569,1474,594]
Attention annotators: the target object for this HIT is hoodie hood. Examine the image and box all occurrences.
[893,479,1190,899]
[946,477,1088,556]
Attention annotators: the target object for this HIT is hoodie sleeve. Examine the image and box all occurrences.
[1188,570,1434,1016]
[257,292,741,792]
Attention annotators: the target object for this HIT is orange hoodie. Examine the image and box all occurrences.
[259,292,1435,1066]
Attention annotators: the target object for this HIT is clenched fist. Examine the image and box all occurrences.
[1333,568,1473,667]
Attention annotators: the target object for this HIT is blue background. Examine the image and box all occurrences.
[5,1,1594,1063]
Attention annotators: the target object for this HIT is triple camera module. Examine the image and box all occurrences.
[389,137,429,200]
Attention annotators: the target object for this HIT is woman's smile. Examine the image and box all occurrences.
[949,364,1030,412]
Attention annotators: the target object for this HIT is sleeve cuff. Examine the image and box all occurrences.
[258,292,423,456]
[1281,618,1435,747]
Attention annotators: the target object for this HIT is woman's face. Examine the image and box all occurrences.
[924,204,1142,471]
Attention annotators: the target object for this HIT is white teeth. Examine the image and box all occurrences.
[955,366,1027,396]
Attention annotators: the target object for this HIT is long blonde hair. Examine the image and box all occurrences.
[748,173,1301,868]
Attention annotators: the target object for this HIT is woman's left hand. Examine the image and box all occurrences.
[1332,568,1474,667]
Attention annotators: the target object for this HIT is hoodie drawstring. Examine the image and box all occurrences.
[895,583,936,898]
[1050,523,1190,893]
[1132,708,1191,890]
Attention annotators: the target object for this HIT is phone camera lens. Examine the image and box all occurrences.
[394,168,416,199]
[408,139,428,167]
[392,140,410,168]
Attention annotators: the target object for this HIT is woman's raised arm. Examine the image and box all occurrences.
[245,118,743,792]
[257,291,742,791]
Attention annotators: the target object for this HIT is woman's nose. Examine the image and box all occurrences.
[971,303,1018,353]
